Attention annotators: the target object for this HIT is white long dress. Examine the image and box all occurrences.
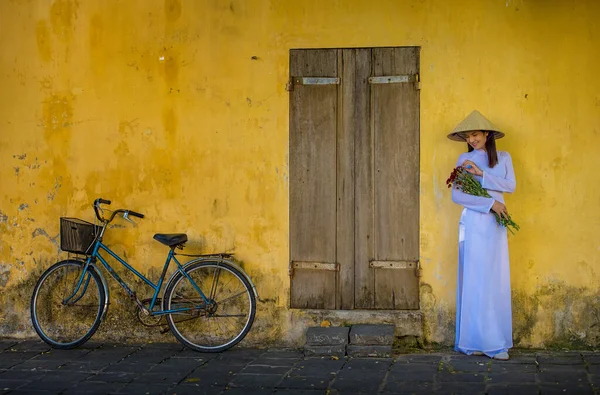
[452,149,516,357]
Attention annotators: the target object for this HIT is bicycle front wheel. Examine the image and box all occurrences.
[30,260,105,349]
[163,261,256,352]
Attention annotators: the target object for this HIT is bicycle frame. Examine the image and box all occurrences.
[66,239,210,316]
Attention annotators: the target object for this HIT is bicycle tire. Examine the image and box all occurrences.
[163,261,256,352]
[30,260,106,349]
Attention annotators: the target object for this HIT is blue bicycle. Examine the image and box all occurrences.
[30,198,257,352]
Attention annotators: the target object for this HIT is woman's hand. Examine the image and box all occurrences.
[461,160,483,176]
[491,200,509,219]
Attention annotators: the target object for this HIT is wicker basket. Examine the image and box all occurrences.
[60,218,101,255]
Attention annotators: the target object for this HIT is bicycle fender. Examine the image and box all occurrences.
[90,262,111,321]
[59,259,110,321]
[167,256,259,300]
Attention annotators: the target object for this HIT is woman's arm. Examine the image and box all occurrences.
[451,153,495,213]
[481,152,516,193]
[452,187,495,213]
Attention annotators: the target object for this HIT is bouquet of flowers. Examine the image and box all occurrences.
[446,167,520,234]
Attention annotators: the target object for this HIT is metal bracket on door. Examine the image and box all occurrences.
[368,73,420,90]
[369,260,418,269]
[369,260,422,277]
[286,77,341,91]
[288,261,339,276]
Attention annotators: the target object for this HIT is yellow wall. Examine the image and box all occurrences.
[1,0,598,348]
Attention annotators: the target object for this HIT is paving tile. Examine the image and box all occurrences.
[216,348,265,362]
[336,366,387,381]
[0,360,20,370]
[485,383,540,395]
[386,367,437,382]
[343,358,393,370]
[84,371,137,383]
[264,349,304,359]
[0,369,47,380]
[383,380,435,394]
[103,362,155,374]
[0,351,40,363]
[223,388,276,395]
[60,360,112,372]
[486,371,538,384]
[243,365,293,375]
[249,357,299,367]
[434,382,486,394]
[62,381,127,395]
[116,382,172,394]
[10,358,65,371]
[538,367,588,384]
[537,354,585,366]
[82,345,138,362]
[443,359,489,373]
[166,384,225,395]
[538,383,595,394]
[489,363,538,373]
[122,349,177,364]
[436,372,486,383]
[148,357,204,374]
[131,370,190,385]
[0,379,29,391]
[171,349,221,360]
[229,373,284,388]
[289,359,345,377]
[273,390,325,395]
[6,340,50,352]
[184,370,238,386]
[16,372,89,392]
[394,354,443,364]
[33,348,91,360]
[583,354,600,365]
[0,341,18,352]
[277,375,331,390]
[331,377,381,393]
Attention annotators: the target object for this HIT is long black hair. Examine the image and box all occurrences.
[467,132,498,168]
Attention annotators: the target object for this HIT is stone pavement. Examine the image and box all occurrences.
[0,339,598,394]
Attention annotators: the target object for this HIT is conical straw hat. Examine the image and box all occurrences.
[447,110,504,141]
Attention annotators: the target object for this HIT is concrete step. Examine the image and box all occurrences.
[349,324,394,346]
[305,327,350,346]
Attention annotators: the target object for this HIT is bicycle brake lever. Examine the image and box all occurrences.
[123,212,138,227]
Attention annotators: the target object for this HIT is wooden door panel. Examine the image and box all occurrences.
[289,49,338,309]
[371,47,420,309]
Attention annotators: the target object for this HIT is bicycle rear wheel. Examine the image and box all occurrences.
[163,261,256,352]
[30,260,105,349]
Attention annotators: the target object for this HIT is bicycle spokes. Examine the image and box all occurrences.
[164,262,256,352]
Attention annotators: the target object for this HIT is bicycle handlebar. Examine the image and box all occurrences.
[93,198,145,223]
[128,210,144,219]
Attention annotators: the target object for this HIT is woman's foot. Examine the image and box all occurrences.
[493,352,510,360]
[472,351,484,356]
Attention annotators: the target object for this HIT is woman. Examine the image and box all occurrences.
[447,110,516,360]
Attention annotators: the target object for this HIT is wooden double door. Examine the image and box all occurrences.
[289,47,420,310]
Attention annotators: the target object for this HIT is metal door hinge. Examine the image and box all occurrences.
[289,260,339,276]
[368,73,420,90]
[369,260,419,270]
[286,77,340,91]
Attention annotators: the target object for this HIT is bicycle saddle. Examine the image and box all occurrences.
[153,233,188,247]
